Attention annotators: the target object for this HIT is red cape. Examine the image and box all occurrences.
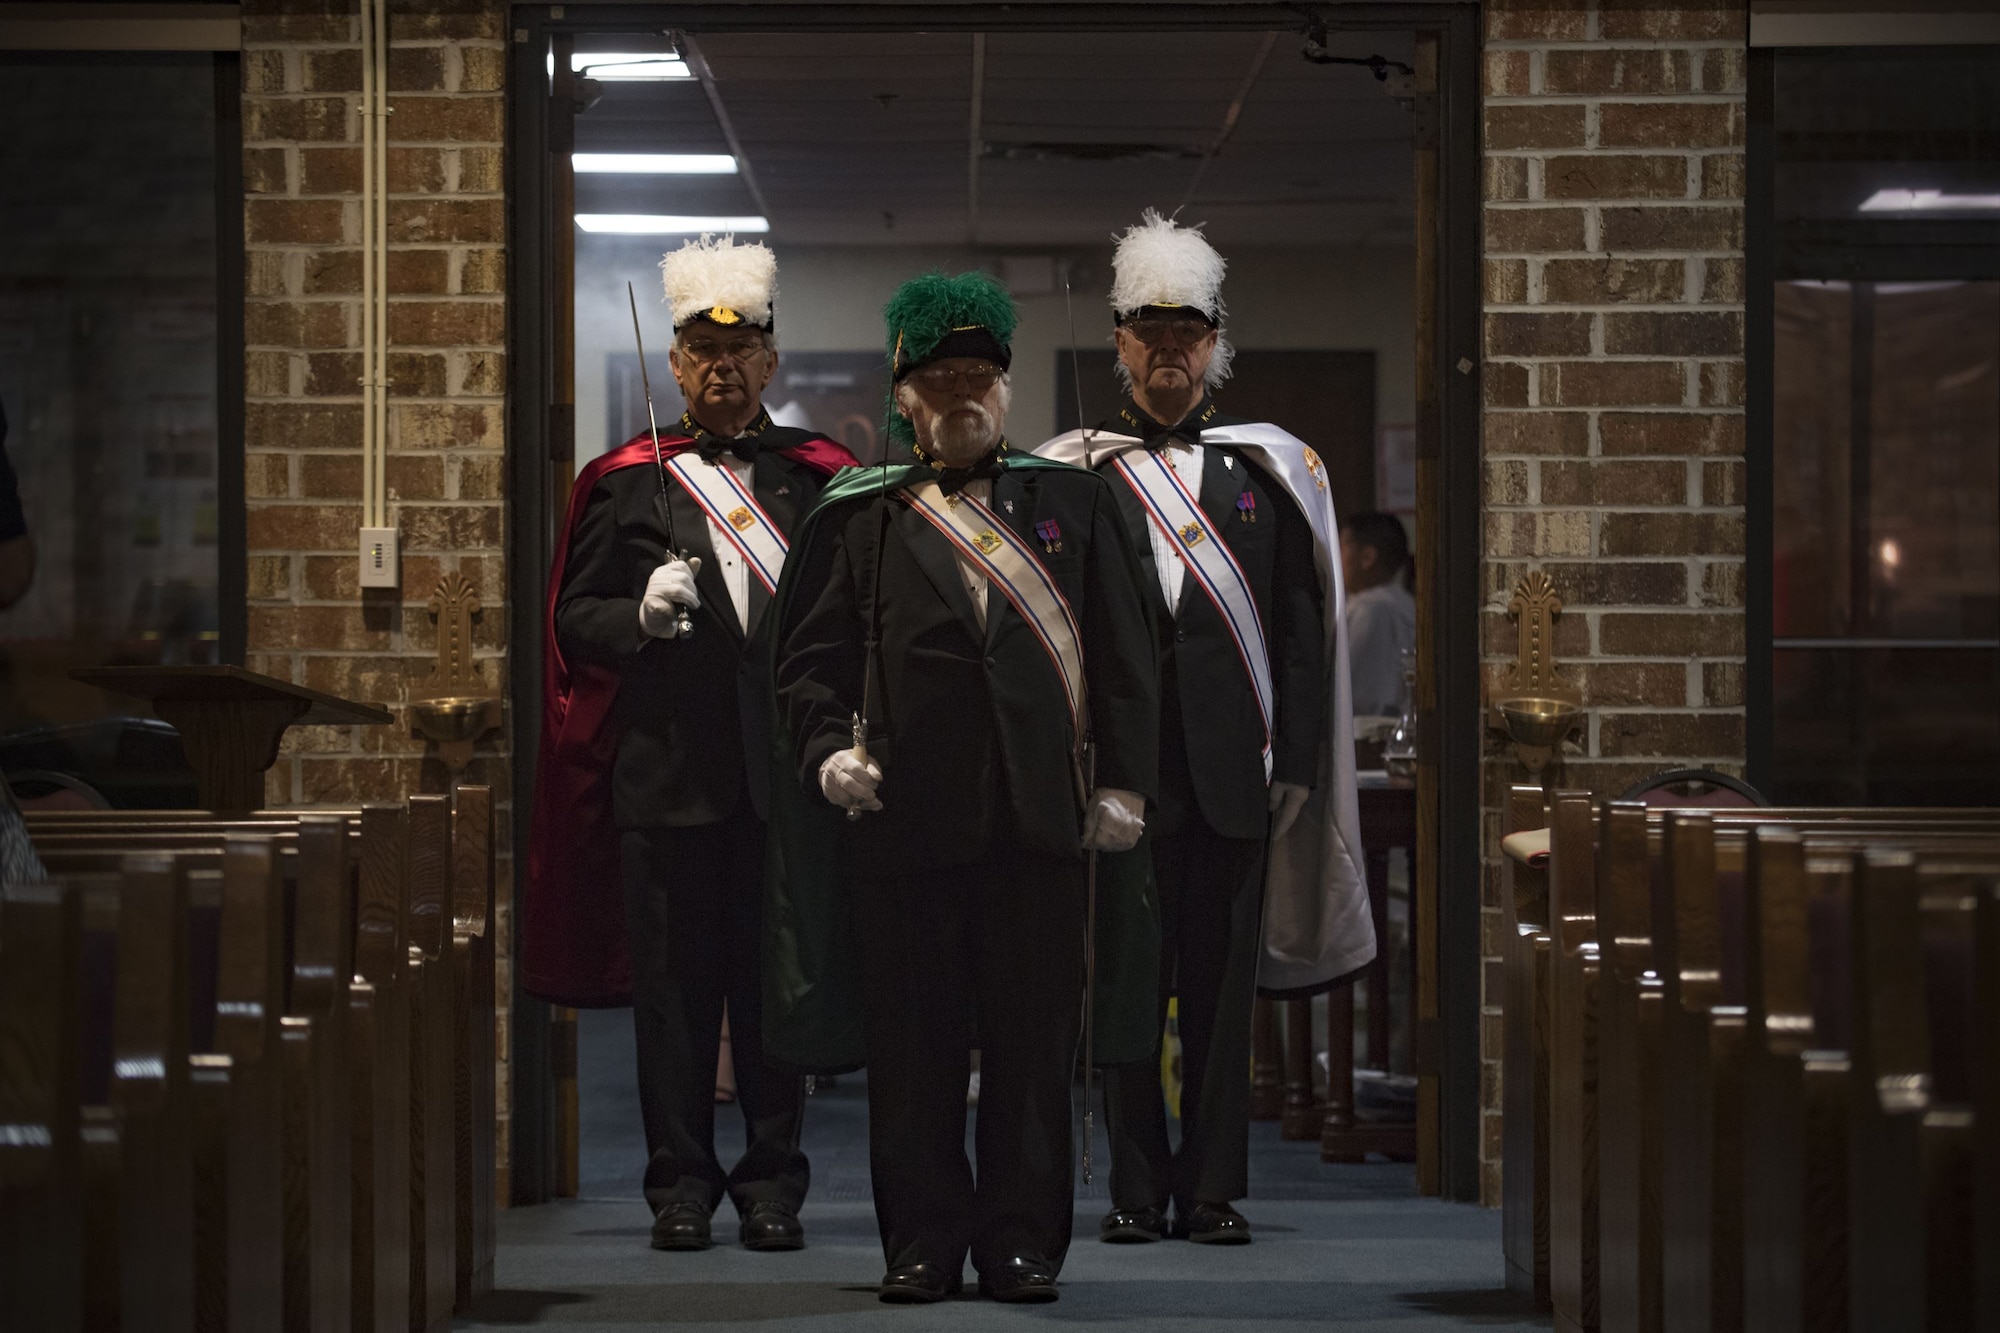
[520,429,857,1007]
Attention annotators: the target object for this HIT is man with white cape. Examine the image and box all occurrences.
[1037,211,1375,1246]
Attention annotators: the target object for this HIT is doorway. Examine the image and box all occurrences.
[506,1,1483,1207]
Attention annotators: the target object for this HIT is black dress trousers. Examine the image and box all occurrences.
[620,802,809,1216]
[1101,814,1267,1214]
[853,848,1086,1278]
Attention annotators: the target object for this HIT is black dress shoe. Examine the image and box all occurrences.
[738,1201,804,1252]
[1099,1205,1169,1243]
[1181,1201,1252,1245]
[649,1202,712,1251]
[977,1257,1059,1303]
[879,1263,961,1304]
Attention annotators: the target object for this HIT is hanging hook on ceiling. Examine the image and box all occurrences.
[1285,4,1415,81]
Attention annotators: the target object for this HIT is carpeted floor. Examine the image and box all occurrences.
[454,1009,1548,1331]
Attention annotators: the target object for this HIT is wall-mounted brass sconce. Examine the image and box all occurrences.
[408,571,502,773]
[1489,570,1582,776]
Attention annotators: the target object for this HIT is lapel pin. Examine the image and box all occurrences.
[1223,455,1234,471]
[1004,498,1016,513]
[775,484,791,496]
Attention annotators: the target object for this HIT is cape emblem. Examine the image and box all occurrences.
[974,530,1003,555]
[1302,446,1327,491]
[707,305,744,325]
[1179,521,1206,547]
[1035,518,1062,553]
[726,506,756,531]
[1236,490,1257,523]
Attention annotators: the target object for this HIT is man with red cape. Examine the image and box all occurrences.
[522,236,856,1253]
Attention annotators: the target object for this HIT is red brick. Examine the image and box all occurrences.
[1598,711,1745,759]
[455,350,506,397]
[459,46,508,94]
[1486,311,1594,358]
[1600,7,1746,41]
[299,249,357,295]
[394,402,503,449]
[299,146,357,194]
[1604,311,1743,357]
[1600,412,1742,456]
[1540,361,1687,408]
[248,554,292,600]
[1702,153,1746,199]
[1486,259,1528,305]
[1703,257,1745,303]
[389,249,452,295]
[244,14,351,42]
[397,505,504,551]
[457,146,503,194]
[1702,661,1745,707]
[302,352,358,398]
[246,301,349,349]
[388,95,502,143]
[1483,604,1591,655]
[1484,411,1590,456]
[246,402,361,451]
[1598,611,1744,657]
[1575,660,1691,705]
[245,147,289,194]
[1486,459,1530,505]
[1544,155,1691,202]
[1486,6,1589,40]
[301,48,360,92]
[1485,510,1594,559]
[395,11,505,40]
[388,45,446,93]
[1600,205,1742,252]
[300,757,423,804]
[1701,362,1745,407]
[1485,363,1531,408]
[1485,50,1532,97]
[1700,49,1747,96]
[390,301,505,347]
[242,48,288,95]
[1542,459,1688,506]
[301,554,357,600]
[300,654,411,707]
[247,252,289,298]
[1485,206,1586,253]
[246,453,292,500]
[388,198,503,244]
[245,350,292,398]
[459,249,505,294]
[388,146,449,195]
[455,455,504,500]
[1599,103,1743,151]
[1542,258,1685,304]
[246,96,351,145]
[1599,510,1744,558]
[1700,560,1746,608]
[1701,459,1744,507]
[1542,48,1693,97]
[245,502,365,552]
[247,198,348,245]
[1485,157,1529,204]
[1487,104,1588,151]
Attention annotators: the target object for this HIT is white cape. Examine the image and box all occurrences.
[1038,423,1377,993]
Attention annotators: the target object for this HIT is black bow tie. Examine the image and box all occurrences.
[694,433,760,465]
[935,450,1006,497]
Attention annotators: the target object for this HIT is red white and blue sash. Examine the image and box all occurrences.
[898,480,1086,743]
[1110,449,1274,779]
[663,451,788,593]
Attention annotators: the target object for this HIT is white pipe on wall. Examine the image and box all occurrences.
[359,0,375,528]
[372,0,388,530]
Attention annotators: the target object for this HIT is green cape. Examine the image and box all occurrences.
[761,455,1162,1073]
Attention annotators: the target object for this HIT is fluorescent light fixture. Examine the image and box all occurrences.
[572,153,737,175]
[546,51,692,81]
[575,214,769,235]
[1859,188,2000,213]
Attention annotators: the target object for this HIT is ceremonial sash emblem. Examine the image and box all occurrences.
[663,452,789,594]
[899,481,1087,744]
[1110,450,1275,779]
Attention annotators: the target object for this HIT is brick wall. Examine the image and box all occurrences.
[239,0,513,1191]
[1479,0,1748,1204]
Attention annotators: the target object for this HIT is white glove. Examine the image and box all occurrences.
[818,748,883,813]
[1268,781,1310,842]
[638,556,702,639]
[1081,787,1145,853]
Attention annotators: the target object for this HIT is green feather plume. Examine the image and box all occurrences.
[881,270,1018,449]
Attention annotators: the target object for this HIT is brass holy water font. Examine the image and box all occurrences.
[1490,570,1583,777]
[407,571,502,772]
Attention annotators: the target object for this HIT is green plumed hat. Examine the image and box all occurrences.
[882,270,1017,448]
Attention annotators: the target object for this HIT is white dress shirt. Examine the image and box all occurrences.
[1146,440,1203,613]
[1345,578,1417,717]
[700,453,755,635]
[947,478,993,632]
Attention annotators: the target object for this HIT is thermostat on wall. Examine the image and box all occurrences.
[359,526,399,588]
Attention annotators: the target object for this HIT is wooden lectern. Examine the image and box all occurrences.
[71,665,393,813]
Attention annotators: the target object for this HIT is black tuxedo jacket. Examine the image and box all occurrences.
[1094,409,1326,841]
[774,458,1159,879]
[555,438,835,829]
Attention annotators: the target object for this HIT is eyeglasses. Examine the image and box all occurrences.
[1122,316,1215,347]
[909,363,1003,393]
[679,336,769,364]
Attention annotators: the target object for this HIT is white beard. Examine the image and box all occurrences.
[925,401,1001,467]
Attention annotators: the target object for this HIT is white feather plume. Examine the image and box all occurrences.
[1108,209,1233,387]
[658,234,778,329]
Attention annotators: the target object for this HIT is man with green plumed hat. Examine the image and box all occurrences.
[764,271,1161,1304]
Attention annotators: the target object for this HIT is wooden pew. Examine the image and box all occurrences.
[351,804,413,1333]
[1502,784,1553,1309]
[1595,802,1663,1333]
[451,786,497,1307]
[1546,791,1601,1333]
[0,879,85,1329]
[406,795,457,1333]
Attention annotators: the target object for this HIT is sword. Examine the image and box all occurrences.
[1066,265,1103,1182]
[1063,269,1099,471]
[628,280,694,640]
[848,450,893,822]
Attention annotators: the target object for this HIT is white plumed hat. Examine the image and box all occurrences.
[1108,209,1227,324]
[659,234,777,331]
